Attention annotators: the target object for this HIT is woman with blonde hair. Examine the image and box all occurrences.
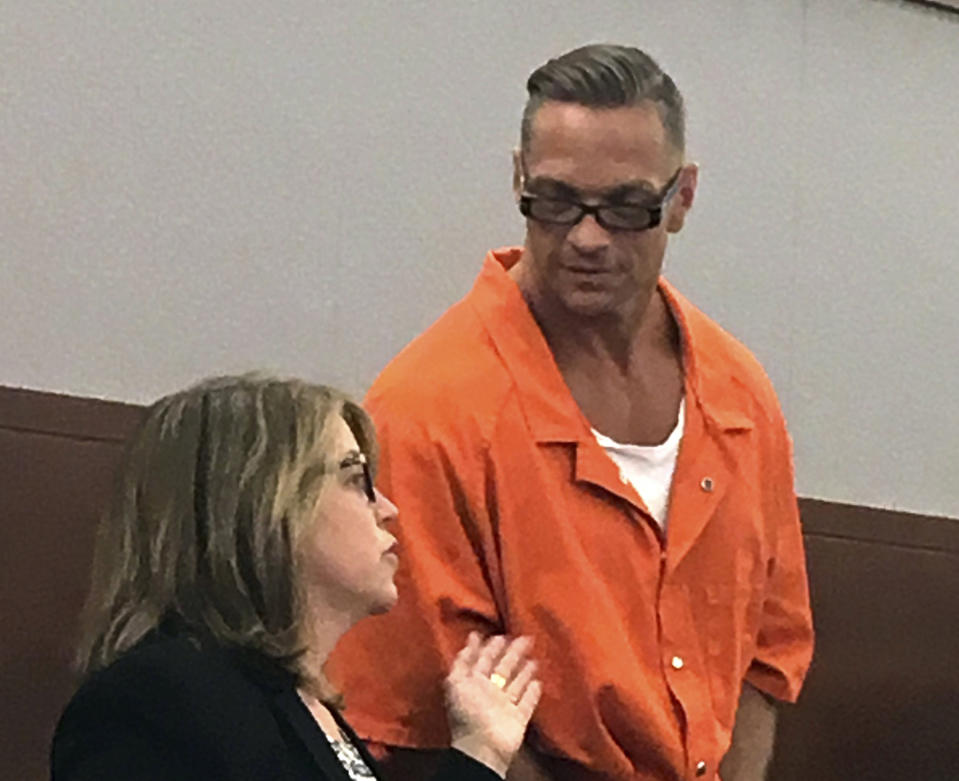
[52,375,540,780]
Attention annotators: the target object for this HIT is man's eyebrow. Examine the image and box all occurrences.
[525,176,661,201]
[604,181,661,200]
[524,176,580,197]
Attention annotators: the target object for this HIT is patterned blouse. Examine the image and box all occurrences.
[324,730,376,780]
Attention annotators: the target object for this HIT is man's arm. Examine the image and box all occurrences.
[387,685,779,781]
[380,745,550,781]
[377,748,444,781]
[505,744,554,781]
[722,408,810,781]
[718,682,777,781]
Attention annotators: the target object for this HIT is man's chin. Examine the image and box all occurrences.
[557,289,622,318]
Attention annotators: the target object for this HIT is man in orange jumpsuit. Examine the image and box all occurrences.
[328,44,814,781]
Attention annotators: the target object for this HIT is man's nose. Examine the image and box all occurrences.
[567,212,611,254]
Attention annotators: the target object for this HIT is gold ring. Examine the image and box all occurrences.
[489,672,507,689]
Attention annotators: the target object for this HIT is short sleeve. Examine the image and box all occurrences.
[744,421,815,703]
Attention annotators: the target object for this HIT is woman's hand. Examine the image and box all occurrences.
[444,633,542,779]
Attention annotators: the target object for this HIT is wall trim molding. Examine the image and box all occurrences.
[799,497,959,554]
[0,386,144,443]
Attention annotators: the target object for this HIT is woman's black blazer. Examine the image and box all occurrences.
[51,630,496,781]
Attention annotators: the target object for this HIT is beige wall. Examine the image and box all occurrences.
[2,0,957,516]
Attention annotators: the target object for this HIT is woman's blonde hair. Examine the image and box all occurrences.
[76,374,376,679]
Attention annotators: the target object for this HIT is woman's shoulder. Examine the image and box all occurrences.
[52,633,298,779]
[67,633,257,711]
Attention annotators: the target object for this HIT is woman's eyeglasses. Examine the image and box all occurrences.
[339,452,376,504]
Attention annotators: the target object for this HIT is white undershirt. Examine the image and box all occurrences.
[592,398,685,530]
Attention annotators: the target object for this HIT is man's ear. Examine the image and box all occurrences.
[512,148,523,203]
[665,162,699,234]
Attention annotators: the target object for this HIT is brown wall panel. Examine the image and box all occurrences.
[770,504,959,780]
[2,386,958,780]
[0,388,143,781]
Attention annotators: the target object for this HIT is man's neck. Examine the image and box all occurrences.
[511,258,685,444]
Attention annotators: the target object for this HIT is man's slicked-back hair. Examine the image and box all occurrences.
[521,44,686,157]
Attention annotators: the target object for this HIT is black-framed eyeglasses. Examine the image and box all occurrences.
[339,452,376,504]
[518,167,683,232]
